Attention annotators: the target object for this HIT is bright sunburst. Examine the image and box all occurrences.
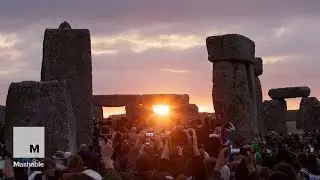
[152,105,170,116]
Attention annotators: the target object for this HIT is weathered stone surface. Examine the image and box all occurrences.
[268,86,311,99]
[298,97,320,131]
[4,81,76,157]
[174,104,200,123]
[93,94,189,107]
[206,34,257,139]
[254,57,263,76]
[59,21,71,29]
[206,34,255,63]
[141,94,189,105]
[255,77,263,134]
[286,110,299,122]
[262,99,287,134]
[0,105,5,126]
[41,22,93,147]
[125,105,149,126]
[0,105,5,145]
[93,95,141,107]
[254,57,263,134]
[93,106,103,121]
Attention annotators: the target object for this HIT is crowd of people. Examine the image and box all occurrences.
[1,117,320,180]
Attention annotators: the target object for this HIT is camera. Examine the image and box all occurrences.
[230,145,252,155]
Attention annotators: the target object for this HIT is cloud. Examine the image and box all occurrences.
[0,33,26,78]
[0,0,320,33]
[262,55,293,64]
[0,33,24,60]
[92,49,118,56]
[91,33,203,54]
[274,26,292,37]
[160,69,188,73]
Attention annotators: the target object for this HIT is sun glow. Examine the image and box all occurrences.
[152,105,170,116]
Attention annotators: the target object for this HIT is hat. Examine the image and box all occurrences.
[52,150,66,160]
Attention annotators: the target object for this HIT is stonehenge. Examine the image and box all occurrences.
[268,87,311,99]
[4,81,76,156]
[204,34,319,136]
[206,34,258,139]
[2,21,320,156]
[262,86,319,133]
[41,21,93,147]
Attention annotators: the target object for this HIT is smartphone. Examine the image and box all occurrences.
[230,145,240,155]
[0,160,5,169]
[146,132,154,137]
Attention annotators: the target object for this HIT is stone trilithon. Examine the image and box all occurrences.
[206,34,258,139]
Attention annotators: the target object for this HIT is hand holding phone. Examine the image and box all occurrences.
[146,132,154,137]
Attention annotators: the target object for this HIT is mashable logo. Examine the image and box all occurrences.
[13,127,45,158]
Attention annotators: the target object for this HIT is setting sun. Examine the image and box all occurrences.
[152,105,170,116]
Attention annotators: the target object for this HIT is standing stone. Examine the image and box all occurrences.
[0,105,5,145]
[41,22,93,147]
[125,105,148,127]
[4,81,76,157]
[0,105,5,127]
[254,57,263,134]
[298,97,320,131]
[286,110,299,122]
[262,99,287,134]
[206,34,258,139]
[93,106,103,121]
[174,104,200,124]
[286,110,299,132]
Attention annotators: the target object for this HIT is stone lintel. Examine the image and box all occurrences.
[268,86,311,99]
[206,34,255,63]
[141,94,189,105]
[93,95,141,107]
[93,94,189,107]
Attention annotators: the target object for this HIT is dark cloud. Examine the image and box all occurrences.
[1,0,320,32]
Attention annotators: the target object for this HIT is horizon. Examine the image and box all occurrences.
[0,1,319,117]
